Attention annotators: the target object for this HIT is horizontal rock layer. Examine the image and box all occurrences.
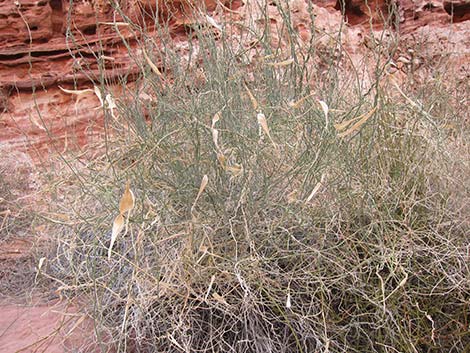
[0,0,468,157]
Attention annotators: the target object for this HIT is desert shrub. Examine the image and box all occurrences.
[44,0,469,352]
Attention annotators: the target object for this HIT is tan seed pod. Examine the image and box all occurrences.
[319,100,329,127]
[226,164,243,177]
[212,128,220,150]
[288,92,315,109]
[212,112,221,128]
[59,86,94,95]
[337,107,377,137]
[192,175,209,213]
[257,112,276,147]
[244,84,258,110]
[143,49,163,77]
[217,153,227,168]
[119,181,135,215]
[108,214,125,260]
[267,58,294,67]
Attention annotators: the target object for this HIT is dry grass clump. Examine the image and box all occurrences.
[0,150,37,240]
[0,151,43,297]
[43,1,469,352]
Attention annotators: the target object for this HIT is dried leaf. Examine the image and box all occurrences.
[119,182,135,214]
[37,257,46,271]
[105,94,117,110]
[286,189,298,204]
[257,112,269,135]
[105,94,117,120]
[306,173,325,203]
[196,175,209,199]
[267,58,294,67]
[65,315,86,336]
[139,92,153,102]
[288,92,315,109]
[143,49,162,77]
[382,271,408,303]
[226,164,243,177]
[286,293,292,309]
[262,54,275,61]
[108,214,124,260]
[334,115,362,131]
[212,128,219,150]
[306,182,322,203]
[192,175,209,212]
[59,86,95,112]
[211,112,221,128]
[204,275,216,300]
[390,78,428,114]
[244,83,258,110]
[100,55,115,62]
[59,86,94,95]
[99,22,130,26]
[319,100,329,126]
[337,107,377,137]
[257,112,276,147]
[212,292,228,305]
[93,86,105,108]
[217,153,226,168]
[30,114,46,131]
[205,15,222,30]
[35,257,47,281]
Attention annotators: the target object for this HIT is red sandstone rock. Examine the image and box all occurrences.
[0,0,468,155]
[444,0,470,23]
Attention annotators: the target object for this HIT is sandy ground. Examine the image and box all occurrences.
[0,237,101,353]
[0,299,89,353]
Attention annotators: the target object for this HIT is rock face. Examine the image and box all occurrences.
[0,1,144,90]
[0,0,469,157]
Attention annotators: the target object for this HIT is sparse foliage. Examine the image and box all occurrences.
[43,0,470,352]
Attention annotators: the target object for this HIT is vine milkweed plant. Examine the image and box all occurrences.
[44,0,470,352]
